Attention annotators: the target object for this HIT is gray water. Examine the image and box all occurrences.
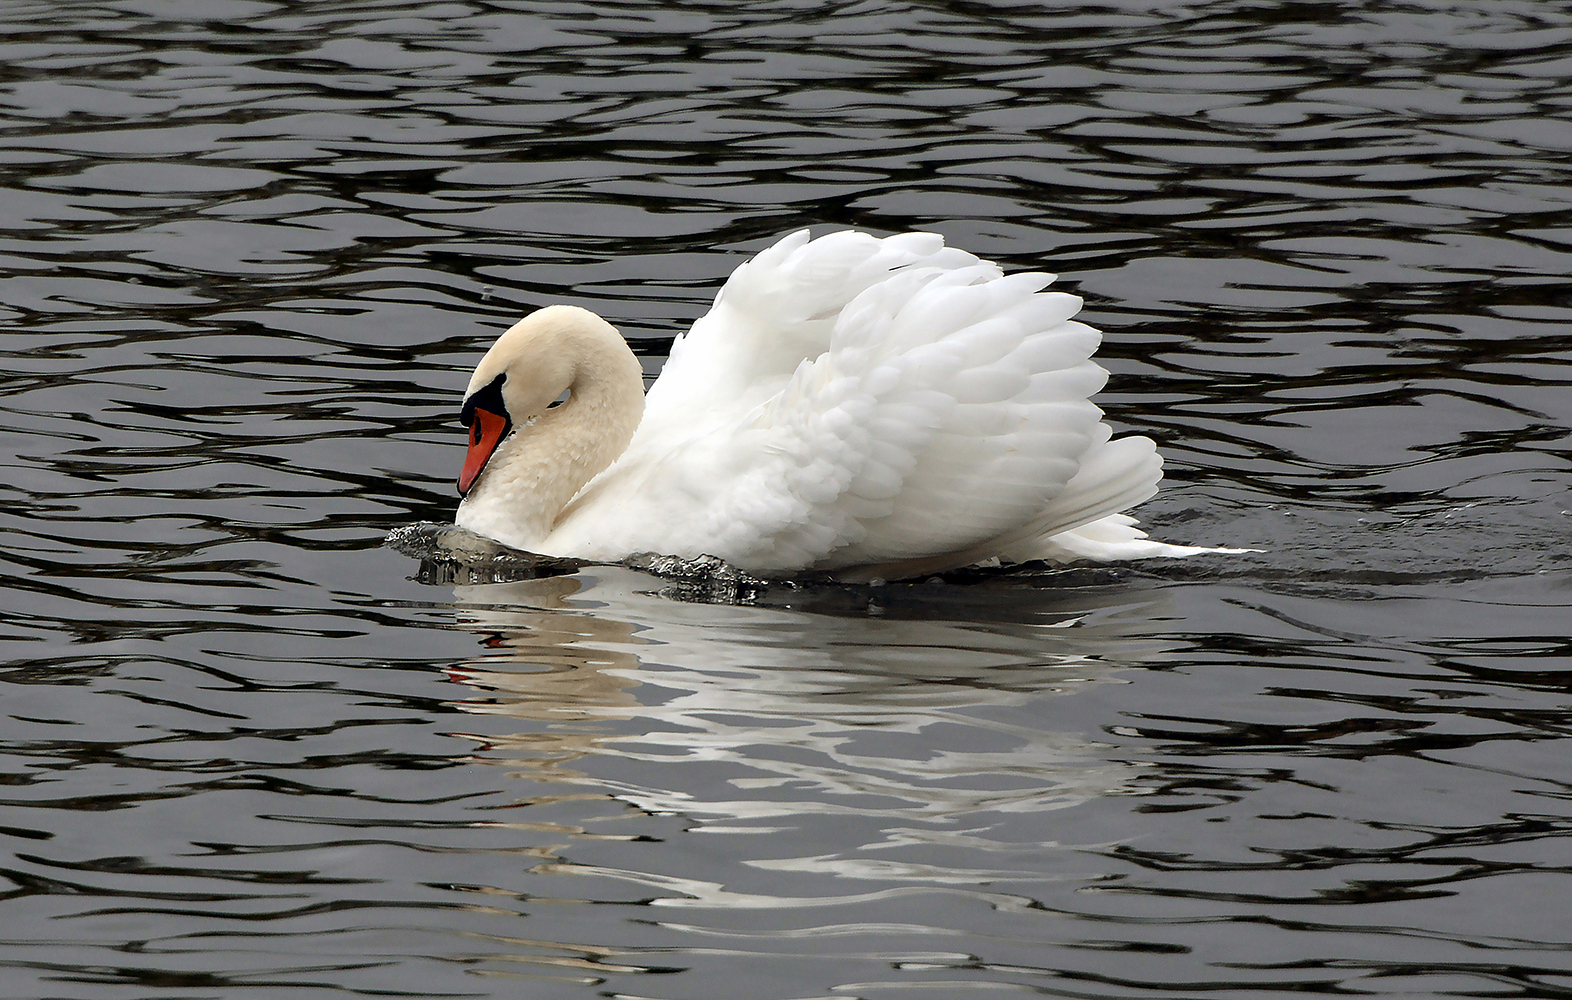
[2,2,1570,998]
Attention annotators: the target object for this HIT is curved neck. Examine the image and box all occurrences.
[457,329,644,552]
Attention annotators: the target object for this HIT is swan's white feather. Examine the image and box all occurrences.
[542,229,1223,573]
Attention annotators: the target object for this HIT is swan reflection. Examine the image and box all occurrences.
[441,567,1170,844]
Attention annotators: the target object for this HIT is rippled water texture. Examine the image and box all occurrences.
[3,2,1570,997]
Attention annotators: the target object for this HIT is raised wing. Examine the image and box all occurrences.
[639,229,981,433]
[554,232,1161,573]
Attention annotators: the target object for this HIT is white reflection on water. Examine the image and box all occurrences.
[437,568,1175,904]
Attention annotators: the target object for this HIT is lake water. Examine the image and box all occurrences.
[2,2,1570,997]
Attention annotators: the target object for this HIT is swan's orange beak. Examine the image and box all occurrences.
[458,406,508,496]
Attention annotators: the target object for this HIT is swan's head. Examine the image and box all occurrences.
[457,305,610,495]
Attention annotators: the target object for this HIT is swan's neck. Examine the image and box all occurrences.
[457,337,644,552]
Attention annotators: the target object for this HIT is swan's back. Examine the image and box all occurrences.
[549,230,1165,575]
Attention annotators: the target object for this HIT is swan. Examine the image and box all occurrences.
[454,229,1233,580]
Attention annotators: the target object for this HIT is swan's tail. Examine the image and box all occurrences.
[838,431,1249,580]
[1023,429,1161,539]
[1027,514,1254,563]
[993,432,1257,564]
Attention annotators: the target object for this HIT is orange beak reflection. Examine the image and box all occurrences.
[458,406,509,496]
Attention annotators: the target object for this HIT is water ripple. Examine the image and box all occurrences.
[1,1,1569,997]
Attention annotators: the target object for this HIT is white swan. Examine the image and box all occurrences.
[454,230,1231,579]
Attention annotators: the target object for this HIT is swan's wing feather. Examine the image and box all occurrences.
[817,269,1117,568]
[553,230,1167,573]
[646,254,1131,571]
[638,229,991,431]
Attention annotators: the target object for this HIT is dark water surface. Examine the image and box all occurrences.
[3,2,1570,997]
